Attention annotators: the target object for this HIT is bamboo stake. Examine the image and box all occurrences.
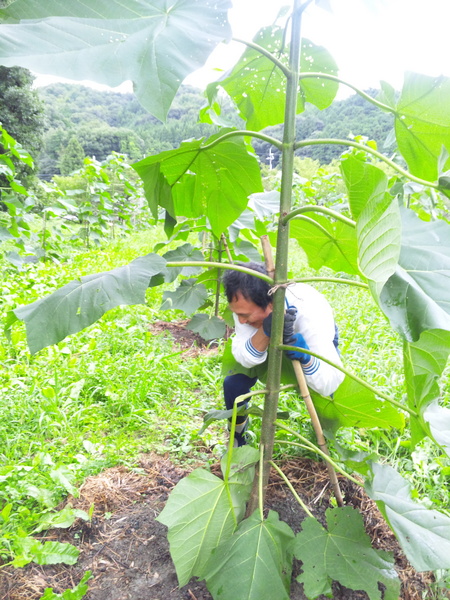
[292,360,344,506]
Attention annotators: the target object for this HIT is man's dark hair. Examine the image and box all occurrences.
[223,262,272,309]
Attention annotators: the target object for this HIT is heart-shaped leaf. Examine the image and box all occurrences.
[312,376,404,432]
[379,207,450,341]
[208,27,337,131]
[290,214,359,275]
[133,133,263,237]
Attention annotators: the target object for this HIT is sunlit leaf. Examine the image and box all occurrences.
[290,214,359,275]
[14,253,166,353]
[0,0,231,121]
[203,510,294,600]
[340,155,401,294]
[395,72,450,181]
[365,462,450,571]
[133,133,263,237]
[208,28,338,131]
[295,507,400,600]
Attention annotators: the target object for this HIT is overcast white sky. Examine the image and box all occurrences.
[35,0,450,97]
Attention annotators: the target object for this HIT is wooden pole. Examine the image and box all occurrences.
[292,360,344,506]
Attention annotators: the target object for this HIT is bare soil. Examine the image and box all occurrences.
[0,455,434,600]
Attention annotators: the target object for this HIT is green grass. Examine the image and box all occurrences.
[1,227,449,564]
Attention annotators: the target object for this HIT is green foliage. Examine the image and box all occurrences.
[365,463,450,571]
[0,0,231,121]
[1,1,450,598]
[58,136,85,176]
[203,510,295,600]
[294,506,400,600]
[0,65,44,180]
[156,447,258,585]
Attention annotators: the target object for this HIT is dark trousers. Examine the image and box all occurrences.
[223,374,257,424]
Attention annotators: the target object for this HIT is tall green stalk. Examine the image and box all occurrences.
[247,0,305,514]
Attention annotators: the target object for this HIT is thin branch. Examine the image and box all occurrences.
[270,460,315,518]
[293,277,368,289]
[278,343,417,416]
[232,37,291,78]
[165,261,273,284]
[200,129,283,151]
[298,72,395,114]
[294,138,439,188]
[283,205,356,227]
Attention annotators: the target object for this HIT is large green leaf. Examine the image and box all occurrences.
[294,507,399,600]
[341,154,390,221]
[133,132,263,237]
[14,253,166,354]
[379,207,450,341]
[395,72,450,182]
[0,0,231,121]
[403,330,450,449]
[312,376,404,432]
[203,510,294,600]
[156,446,258,586]
[290,214,359,275]
[404,329,450,378]
[340,155,401,294]
[208,27,338,131]
[365,462,450,571]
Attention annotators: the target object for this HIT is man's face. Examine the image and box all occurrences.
[229,292,272,329]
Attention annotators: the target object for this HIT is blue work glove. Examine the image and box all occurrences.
[263,308,297,338]
[285,332,310,364]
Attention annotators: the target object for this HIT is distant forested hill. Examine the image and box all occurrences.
[36,83,395,177]
[36,83,218,177]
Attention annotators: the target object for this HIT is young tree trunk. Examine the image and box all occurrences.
[246,0,304,515]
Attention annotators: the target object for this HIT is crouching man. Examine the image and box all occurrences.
[222,262,344,446]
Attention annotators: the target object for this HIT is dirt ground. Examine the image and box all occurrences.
[0,454,435,600]
[0,323,439,600]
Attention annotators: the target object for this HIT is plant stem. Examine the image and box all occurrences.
[246,0,304,516]
[294,138,439,188]
[232,38,291,78]
[269,460,315,518]
[275,437,361,486]
[278,343,417,416]
[294,277,368,289]
[259,444,265,521]
[165,261,273,283]
[283,205,356,227]
[298,72,395,113]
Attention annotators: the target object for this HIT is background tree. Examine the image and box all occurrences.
[58,135,85,176]
[0,66,44,183]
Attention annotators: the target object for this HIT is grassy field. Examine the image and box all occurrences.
[1,227,449,567]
